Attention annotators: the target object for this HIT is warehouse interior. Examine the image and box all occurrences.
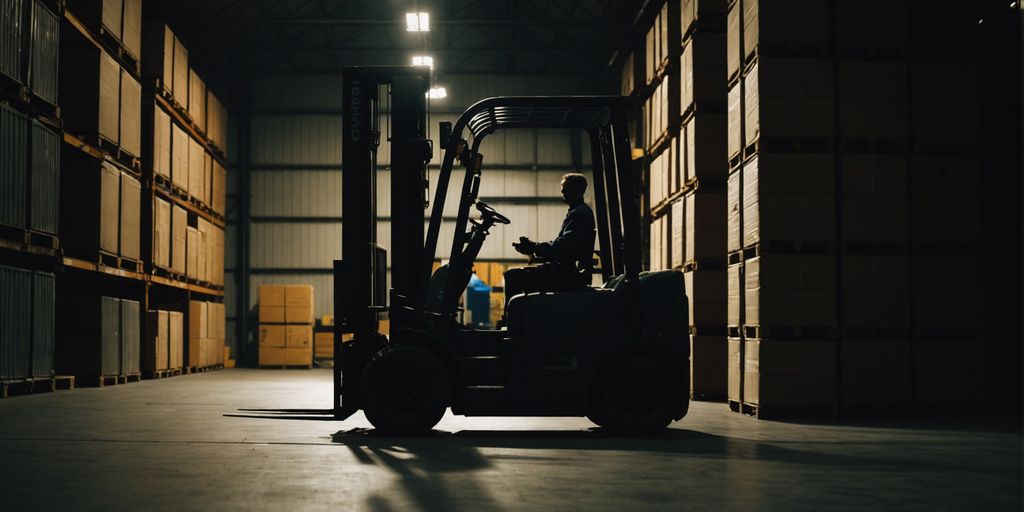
[0,0,1021,509]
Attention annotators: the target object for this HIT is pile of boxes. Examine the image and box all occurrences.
[642,0,729,401]
[258,285,314,367]
[142,309,184,374]
[188,300,225,369]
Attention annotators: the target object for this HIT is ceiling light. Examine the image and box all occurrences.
[412,56,434,69]
[427,87,447,99]
[406,12,430,31]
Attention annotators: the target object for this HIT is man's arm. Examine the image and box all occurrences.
[533,208,592,260]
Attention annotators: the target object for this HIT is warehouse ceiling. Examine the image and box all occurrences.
[158,0,646,78]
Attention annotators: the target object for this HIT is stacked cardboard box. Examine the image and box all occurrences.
[258,285,314,367]
[56,295,141,379]
[60,156,142,263]
[187,300,225,369]
[142,309,185,372]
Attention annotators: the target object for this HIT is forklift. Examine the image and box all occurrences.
[333,66,690,434]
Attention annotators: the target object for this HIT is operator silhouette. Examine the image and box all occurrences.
[504,173,596,305]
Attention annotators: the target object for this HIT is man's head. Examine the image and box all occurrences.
[560,173,587,205]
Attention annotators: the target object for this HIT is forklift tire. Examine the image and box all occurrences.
[598,356,680,433]
[359,344,449,435]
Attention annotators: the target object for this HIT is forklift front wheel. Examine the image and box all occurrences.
[597,356,680,433]
[359,345,450,435]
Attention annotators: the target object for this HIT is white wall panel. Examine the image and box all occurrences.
[537,129,575,166]
[251,115,341,165]
[250,170,342,217]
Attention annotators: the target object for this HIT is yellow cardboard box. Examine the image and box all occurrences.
[286,325,312,348]
[285,285,314,324]
[259,285,286,323]
[259,324,287,348]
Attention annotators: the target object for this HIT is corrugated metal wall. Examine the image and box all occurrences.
[229,73,611,339]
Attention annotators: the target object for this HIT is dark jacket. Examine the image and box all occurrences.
[533,202,596,268]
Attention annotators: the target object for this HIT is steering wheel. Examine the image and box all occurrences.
[475,201,511,225]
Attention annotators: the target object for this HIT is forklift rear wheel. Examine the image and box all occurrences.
[598,356,680,433]
[359,344,449,435]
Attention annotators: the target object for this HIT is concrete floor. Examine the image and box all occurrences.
[0,369,1019,511]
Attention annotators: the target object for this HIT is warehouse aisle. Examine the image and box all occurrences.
[0,370,1019,511]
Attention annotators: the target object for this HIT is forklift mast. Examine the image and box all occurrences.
[335,66,431,417]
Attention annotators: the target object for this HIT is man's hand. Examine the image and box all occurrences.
[513,236,536,255]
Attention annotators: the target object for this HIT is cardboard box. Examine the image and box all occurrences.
[742,0,831,63]
[168,311,183,369]
[727,263,742,326]
[726,2,741,81]
[186,227,198,279]
[76,0,122,41]
[119,171,141,260]
[745,254,836,327]
[259,347,312,367]
[671,199,685,269]
[743,339,837,408]
[119,69,141,157]
[152,105,172,179]
[285,285,314,324]
[691,335,727,398]
[727,81,742,159]
[685,189,726,262]
[171,123,189,192]
[841,339,912,408]
[685,270,726,326]
[196,226,208,283]
[153,196,170,268]
[171,204,186,273]
[142,310,169,371]
[188,301,208,367]
[60,30,120,144]
[212,160,227,215]
[172,36,188,109]
[681,32,726,114]
[259,325,285,348]
[742,154,836,247]
[685,112,727,180]
[835,0,908,52]
[189,70,206,132]
[141,23,174,93]
[727,337,742,402]
[121,0,141,58]
[59,159,120,255]
[287,325,312,349]
[188,136,205,203]
[258,285,286,323]
[727,170,741,253]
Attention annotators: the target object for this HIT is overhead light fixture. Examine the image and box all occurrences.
[427,87,447,99]
[406,12,430,32]
[412,55,434,69]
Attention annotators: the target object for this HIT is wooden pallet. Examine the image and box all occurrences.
[78,373,140,388]
[727,250,742,265]
[743,325,836,341]
[727,326,742,338]
[94,26,141,78]
[73,250,144,273]
[742,240,832,260]
[259,365,314,370]
[730,399,837,420]
[689,324,729,336]
[0,224,60,257]
[744,137,835,161]
[743,41,831,69]
[185,364,223,374]
[150,265,188,282]
[680,100,727,126]
[0,376,74,398]
[142,367,183,380]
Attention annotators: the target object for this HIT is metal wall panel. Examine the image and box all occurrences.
[30,120,59,234]
[0,0,22,83]
[251,75,344,111]
[250,222,341,269]
[250,170,342,217]
[250,115,341,166]
[29,0,59,105]
[31,271,54,377]
[0,265,31,379]
[0,103,27,228]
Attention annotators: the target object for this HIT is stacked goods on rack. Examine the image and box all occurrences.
[55,295,141,384]
[724,0,983,418]
[188,300,225,369]
[258,285,314,367]
[636,0,728,400]
[142,309,184,375]
[0,266,55,382]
